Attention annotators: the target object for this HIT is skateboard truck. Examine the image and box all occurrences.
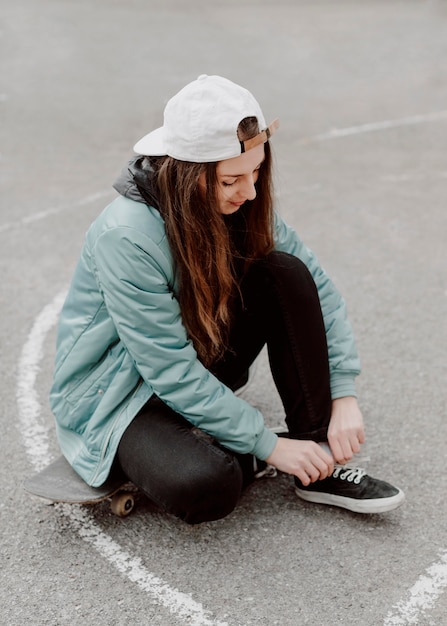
[23,455,135,518]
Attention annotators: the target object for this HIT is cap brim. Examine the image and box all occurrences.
[133,126,166,156]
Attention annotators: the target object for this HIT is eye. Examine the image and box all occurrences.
[221,179,237,187]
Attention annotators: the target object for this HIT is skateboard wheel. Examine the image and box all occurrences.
[110,491,135,517]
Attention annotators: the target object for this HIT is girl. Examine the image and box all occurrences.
[50,74,404,523]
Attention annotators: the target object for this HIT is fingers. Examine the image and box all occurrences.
[295,463,322,486]
[312,448,334,480]
[331,437,353,465]
[296,462,332,486]
[298,444,334,484]
[265,438,334,483]
[296,469,313,486]
[329,429,364,465]
[328,397,365,464]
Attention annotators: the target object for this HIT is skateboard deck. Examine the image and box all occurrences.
[23,455,135,517]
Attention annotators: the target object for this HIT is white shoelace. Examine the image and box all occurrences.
[332,465,366,484]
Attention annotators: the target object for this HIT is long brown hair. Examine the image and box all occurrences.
[150,117,275,365]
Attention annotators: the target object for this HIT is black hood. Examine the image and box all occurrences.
[113,156,160,209]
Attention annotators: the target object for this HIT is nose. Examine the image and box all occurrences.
[240,174,257,201]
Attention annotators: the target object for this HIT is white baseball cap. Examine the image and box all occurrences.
[133,74,279,163]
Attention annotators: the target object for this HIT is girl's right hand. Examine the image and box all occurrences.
[265,437,334,485]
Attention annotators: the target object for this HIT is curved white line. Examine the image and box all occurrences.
[13,109,447,620]
[17,291,228,626]
[300,110,447,144]
[384,551,447,625]
[61,504,224,626]
[0,190,112,235]
[2,111,447,235]
[16,290,67,472]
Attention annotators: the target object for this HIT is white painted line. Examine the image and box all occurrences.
[17,291,228,626]
[16,290,67,472]
[2,108,446,232]
[12,106,447,620]
[62,504,227,626]
[300,110,447,144]
[0,190,112,234]
[381,171,447,183]
[3,110,446,234]
[384,550,447,625]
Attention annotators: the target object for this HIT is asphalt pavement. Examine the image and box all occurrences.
[1,1,447,625]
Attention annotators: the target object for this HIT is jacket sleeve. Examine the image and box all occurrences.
[91,225,278,460]
[273,211,361,398]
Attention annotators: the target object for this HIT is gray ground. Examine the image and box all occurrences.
[1,1,447,625]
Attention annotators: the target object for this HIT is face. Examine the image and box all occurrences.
[200,143,265,215]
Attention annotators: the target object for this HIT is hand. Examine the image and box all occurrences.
[327,396,365,465]
[265,437,334,486]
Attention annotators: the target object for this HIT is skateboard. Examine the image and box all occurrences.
[23,455,135,517]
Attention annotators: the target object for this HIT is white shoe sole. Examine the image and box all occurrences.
[295,486,405,514]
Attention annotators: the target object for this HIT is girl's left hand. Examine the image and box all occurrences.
[327,396,365,465]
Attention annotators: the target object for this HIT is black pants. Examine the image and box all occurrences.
[117,252,332,523]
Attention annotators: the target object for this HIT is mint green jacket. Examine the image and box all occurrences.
[50,195,360,486]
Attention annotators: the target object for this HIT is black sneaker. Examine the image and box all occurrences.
[295,465,405,514]
[253,458,277,479]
